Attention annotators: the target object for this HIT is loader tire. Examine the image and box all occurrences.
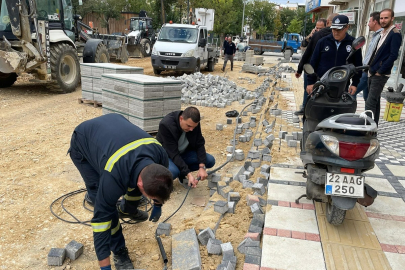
[326,201,346,226]
[94,43,109,63]
[140,39,151,57]
[49,43,80,93]
[0,72,17,88]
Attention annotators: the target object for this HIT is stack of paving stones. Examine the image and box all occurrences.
[241,63,267,74]
[172,73,254,108]
[48,240,84,266]
[101,74,182,131]
[245,50,263,65]
[234,51,246,61]
[80,63,144,102]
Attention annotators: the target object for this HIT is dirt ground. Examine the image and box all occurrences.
[0,56,301,270]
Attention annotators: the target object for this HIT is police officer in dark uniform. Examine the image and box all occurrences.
[307,15,362,94]
[69,113,173,270]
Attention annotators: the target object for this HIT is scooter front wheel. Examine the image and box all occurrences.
[326,201,346,226]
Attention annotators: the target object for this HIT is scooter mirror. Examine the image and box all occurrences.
[352,36,366,51]
[303,64,315,75]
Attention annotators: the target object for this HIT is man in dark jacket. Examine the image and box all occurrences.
[69,114,173,270]
[156,106,215,188]
[300,19,327,53]
[222,37,236,71]
[307,15,362,94]
[365,9,402,125]
[294,13,338,115]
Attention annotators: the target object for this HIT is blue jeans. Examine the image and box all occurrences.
[302,74,308,107]
[353,72,369,101]
[168,151,216,180]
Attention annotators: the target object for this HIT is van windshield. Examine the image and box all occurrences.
[158,27,198,43]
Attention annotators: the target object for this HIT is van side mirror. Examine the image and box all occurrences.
[199,38,207,47]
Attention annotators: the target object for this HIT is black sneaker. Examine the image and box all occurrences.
[113,247,134,270]
[294,108,304,116]
[117,205,148,222]
[221,68,224,72]
[84,192,94,206]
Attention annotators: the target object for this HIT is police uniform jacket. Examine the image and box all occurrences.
[72,113,169,260]
[308,33,362,87]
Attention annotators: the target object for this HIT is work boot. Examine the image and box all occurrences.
[117,204,148,222]
[221,67,224,72]
[84,192,94,206]
[113,247,134,270]
[294,108,304,116]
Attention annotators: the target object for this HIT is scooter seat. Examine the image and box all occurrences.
[335,116,371,125]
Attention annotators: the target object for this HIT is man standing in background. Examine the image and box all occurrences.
[222,36,236,71]
[365,9,402,125]
[351,12,382,101]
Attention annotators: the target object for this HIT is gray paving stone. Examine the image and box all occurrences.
[214,201,229,214]
[172,228,201,270]
[207,238,223,255]
[197,227,215,246]
[220,242,234,257]
[48,248,66,266]
[246,246,262,257]
[245,254,261,265]
[65,240,83,261]
[157,223,172,236]
[250,203,263,214]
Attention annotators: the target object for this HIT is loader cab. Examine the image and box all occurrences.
[129,17,154,39]
[0,0,15,39]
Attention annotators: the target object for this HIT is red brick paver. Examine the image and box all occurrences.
[277,229,291,238]
[302,203,315,210]
[291,230,306,240]
[381,243,398,253]
[305,233,321,242]
[278,201,290,207]
[395,245,405,254]
[263,227,277,236]
[243,263,260,270]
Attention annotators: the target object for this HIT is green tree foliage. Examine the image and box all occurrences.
[273,11,282,39]
[245,0,276,38]
[287,18,302,33]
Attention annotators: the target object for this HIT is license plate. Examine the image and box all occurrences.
[325,173,364,198]
[164,65,176,69]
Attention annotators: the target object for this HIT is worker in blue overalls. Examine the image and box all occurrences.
[68,113,173,270]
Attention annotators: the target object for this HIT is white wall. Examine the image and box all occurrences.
[394,0,405,17]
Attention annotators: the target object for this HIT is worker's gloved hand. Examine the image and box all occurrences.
[100,265,112,270]
[149,201,162,222]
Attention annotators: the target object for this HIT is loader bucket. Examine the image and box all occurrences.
[127,45,143,58]
[0,50,27,73]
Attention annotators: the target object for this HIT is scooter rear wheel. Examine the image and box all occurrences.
[326,201,346,226]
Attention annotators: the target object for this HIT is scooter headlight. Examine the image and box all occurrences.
[321,135,339,156]
[182,49,195,57]
[152,46,158,55]
[363,139,379,158]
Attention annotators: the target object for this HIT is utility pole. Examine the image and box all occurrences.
[161,0,165,24]
[187,0,190,24]
[241,0,246,37]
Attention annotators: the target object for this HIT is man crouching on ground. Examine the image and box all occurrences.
[69,113,173,270]
[156,106,215,188]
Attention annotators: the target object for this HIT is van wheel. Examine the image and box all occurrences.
[153,68,161,75]
[326,201,346,226]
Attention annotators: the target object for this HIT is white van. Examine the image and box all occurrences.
[151,23,217,74]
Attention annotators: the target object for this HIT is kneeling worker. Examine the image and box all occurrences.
[156,106,215,188]
[69,113,173,270]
